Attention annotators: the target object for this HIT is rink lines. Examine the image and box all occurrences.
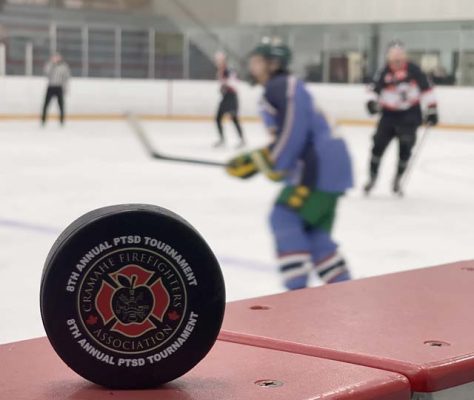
[0,218,60,235]
[2,114,474,131]
[0,217,274,272]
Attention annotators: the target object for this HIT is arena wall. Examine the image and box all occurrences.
[0,76,471,128]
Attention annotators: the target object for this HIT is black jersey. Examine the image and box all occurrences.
[371,62,437,125]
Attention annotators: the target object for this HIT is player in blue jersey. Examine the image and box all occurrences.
[226,38,354,290]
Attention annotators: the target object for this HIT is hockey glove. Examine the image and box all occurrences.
[250,148,285,181]
[366,100,380,115]
[226,152,259,179]
[425,106,439,126]
[226,148,284,181]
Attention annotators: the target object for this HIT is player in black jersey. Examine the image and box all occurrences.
[364,42,439,195]
[214,52,245,148]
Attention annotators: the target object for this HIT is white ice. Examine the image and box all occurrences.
[0,118,473,344]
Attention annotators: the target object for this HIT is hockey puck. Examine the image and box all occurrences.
[40,204,225,389]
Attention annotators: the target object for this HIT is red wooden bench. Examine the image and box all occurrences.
[220,261,474,398]
[0,337,409,399]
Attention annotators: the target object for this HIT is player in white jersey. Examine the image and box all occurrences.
[364,42,438,195]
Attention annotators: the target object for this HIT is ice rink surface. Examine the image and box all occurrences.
[1,118,473,343]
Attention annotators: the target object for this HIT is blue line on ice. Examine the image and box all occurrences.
[0,218,61,235]
[0,218,275,272]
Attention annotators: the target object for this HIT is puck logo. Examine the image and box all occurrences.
[97,265,169,337]
[77,248,187,355]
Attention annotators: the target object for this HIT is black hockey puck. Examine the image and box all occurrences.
[40,204,225,389]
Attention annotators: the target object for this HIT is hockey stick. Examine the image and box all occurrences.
[126,113,227,167]
[399,123,433,192]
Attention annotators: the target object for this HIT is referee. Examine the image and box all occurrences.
[41,53,71,126]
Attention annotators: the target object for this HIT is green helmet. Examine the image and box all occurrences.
[250,37,292,69]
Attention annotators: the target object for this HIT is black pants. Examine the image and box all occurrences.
[369,118,418,178]
[216,91,243,141]
[42,86,65,125]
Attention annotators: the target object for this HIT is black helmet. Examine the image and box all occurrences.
[250,37,292,69]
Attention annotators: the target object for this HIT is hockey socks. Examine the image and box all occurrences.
[315,253,351,284]
[278,253,313,290]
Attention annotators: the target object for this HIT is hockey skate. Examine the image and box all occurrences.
[392,175,404,197]
[235,139,246,149]
[363,176,377,195]
[213,139,225,148]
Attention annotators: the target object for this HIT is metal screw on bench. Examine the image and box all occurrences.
[255,379,284,388]
[250,305,271,310]
[424,340,451,347]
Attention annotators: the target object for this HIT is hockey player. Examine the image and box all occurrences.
[364,42,438,195]
[41,53,70,126]
[226,38,353,290]
[214,52,245,148]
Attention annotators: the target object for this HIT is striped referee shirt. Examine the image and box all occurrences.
[44,61,71,89]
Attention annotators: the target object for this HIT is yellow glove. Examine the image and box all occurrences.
[250,148,284,182]
[226,148,284,181]
[226,152,258,179]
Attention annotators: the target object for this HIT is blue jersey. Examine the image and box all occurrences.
[259,73,353,193]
